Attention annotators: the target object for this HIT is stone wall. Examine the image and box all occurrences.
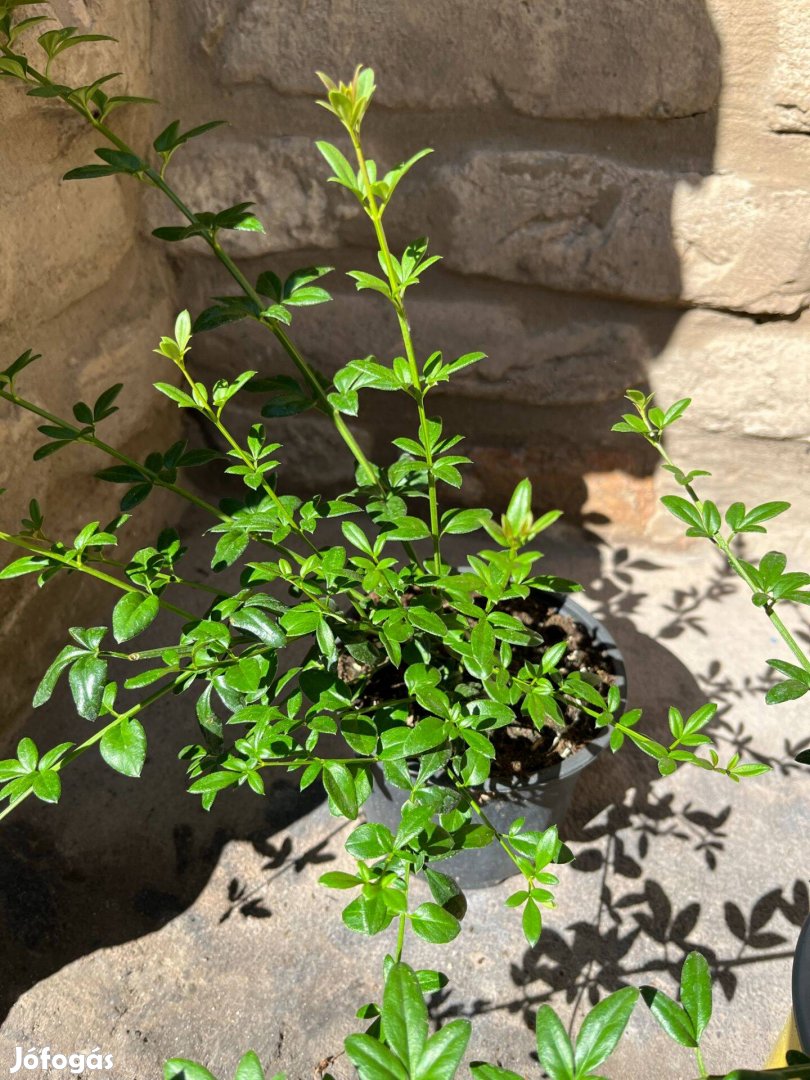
[0,0,180,725]
[2,0,809,728]
[149,0,809,554]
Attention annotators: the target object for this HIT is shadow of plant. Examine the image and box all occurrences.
[218,823,347,924]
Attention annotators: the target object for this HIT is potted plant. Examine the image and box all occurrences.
[362,591,627,888]
[0,6,807,1077]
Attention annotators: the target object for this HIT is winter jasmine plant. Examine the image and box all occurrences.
[0,4,806,1077]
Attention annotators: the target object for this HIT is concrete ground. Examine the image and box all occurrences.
[0,517,808,1079]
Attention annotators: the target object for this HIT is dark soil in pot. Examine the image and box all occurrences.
[353,593,627,889]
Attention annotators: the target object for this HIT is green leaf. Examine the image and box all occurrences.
[417,1019,472,1079]
[164,1061,219,1080]
[315,140,358,191]
[680,951,712,1043]
[233,1051,265,1080]
[33,644,85,707]
[759,551,787,589]
[284,285,331,307]
[93,147,142,173]
[96,465,146,485]
[505,478,532,534]
[342,520,375,556]
[410,902,460,944]
[68,652,107,720]
[470,1067,524,1080]
[157,119,226,157]
[188,771,239,796]
[344,1034,408,1080]
[112,592,159,643]
[534,1005,575,1080]
[640,986,696,1047]
[212,531,249,571]
[322,761,358,819]
[468,618,495,680]
[347,270,392,298]
[384,516,431,541]
[403,716,447,757]
[63,164,121,181]
[742,501,790,528]
[441,508,491,535]
[662,398,691,426]
[0,554,50,579]
[31,768,61,804]
[342,893,391,937]
[661,495,704,531]
[522,897,542,946]
[38,741,74,770]
[423,868,467,922]
[407,607,447,637]
[575,987,639,1074]
[701,500,721,536]
[345,821,395,859]
[100,717,147,778]
[765,679,809,705]
[17,737,38,771]
[318,871,361,889]
[154,382,197,409]
[230,608,285,648]
[382,963,428,1071]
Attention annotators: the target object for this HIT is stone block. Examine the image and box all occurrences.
[0,173,133,325]
[195,0,720,120]
[424,149,810,314]
[766,7,810,134]
[143,135,360,258]
[651,308,810,441]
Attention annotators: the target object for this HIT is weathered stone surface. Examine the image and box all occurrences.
[426,150,810,314]
[423,150,685,302]
[671,175,810,314]
[195,0,720,120]
[296,291,651,406]
[766,7,810,134]
[651,309,810,441]
[0,0,177,737]
[143,136,360,257]
[1,174,133,324]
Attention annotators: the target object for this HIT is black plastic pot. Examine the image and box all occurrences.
[364,594,628,889]
[794,914,810,1053]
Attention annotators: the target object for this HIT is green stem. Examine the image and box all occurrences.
[450,773,527,877]
[0,387,222,519]
[350,132,442,570]
[92,555,226,598]
[0,531,194,620]
[144,162,382,491]
[694,1044,708,1078]
[0,678,177,823]
[395,861,411,963]
[258,755,377,771]
[650,436,810,675]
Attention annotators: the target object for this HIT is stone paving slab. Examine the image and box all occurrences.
[0,522,808,1079]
